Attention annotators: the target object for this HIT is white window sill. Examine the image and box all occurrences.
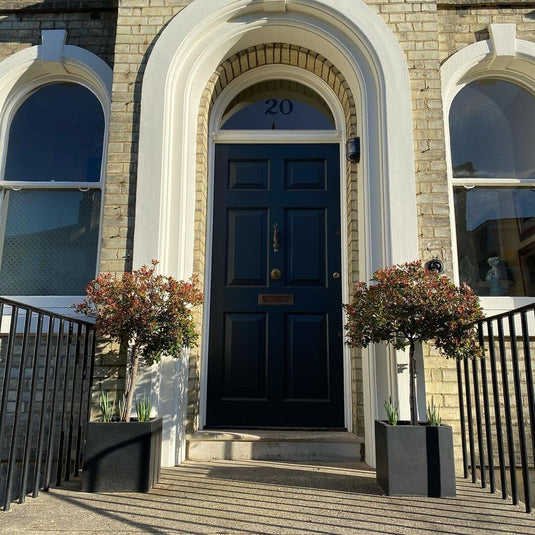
[0,295,88,319]
[480,296,535,319]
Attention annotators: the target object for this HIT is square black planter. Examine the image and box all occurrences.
[375,420,456,497]
[82,418,162,493]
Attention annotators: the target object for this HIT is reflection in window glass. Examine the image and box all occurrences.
[454,187,535,296]
[221,80,335,130]
[450,80,535,179]
[4,83,104,182]
[0,190,101,295]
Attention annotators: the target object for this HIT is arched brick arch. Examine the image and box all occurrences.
[194,43,358,273]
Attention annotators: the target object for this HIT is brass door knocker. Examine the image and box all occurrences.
[272,223,280,253]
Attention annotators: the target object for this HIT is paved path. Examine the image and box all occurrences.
[1,460,533,534]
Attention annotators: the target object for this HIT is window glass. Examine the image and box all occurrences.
[4,83,104,182]
[454,187,535,296]
[0,190,101,295]
[221,80,335,130]
[450,80,535,179]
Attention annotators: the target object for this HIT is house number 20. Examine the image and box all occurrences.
[265,99,294,115]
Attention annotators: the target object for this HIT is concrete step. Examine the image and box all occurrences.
[186,430,364,462]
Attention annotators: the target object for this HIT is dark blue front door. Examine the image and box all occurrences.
[207,144,344,428]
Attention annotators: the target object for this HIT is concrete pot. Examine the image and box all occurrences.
[375,420,456,497]
[82,418,162,493]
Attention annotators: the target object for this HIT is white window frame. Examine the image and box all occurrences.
[442,24,535,315]
[0,31,112,314]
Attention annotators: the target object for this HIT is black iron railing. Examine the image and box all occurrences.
[0,297,96,511]
[458,303,535,513]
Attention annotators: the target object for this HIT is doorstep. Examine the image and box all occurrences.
[186,429,364,462]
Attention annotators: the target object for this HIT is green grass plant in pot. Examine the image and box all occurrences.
[76,260,203,492]
[343,260,484,496]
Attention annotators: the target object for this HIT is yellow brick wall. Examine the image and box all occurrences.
[96,0,535,449]
[0,2,117,67]
[438,3,535,62]
[3,0,533,455]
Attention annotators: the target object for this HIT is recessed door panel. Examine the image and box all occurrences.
[226,209,267,286]
[285,313,328,399]
[285,209,326,286]
[285,159,326,190]
[223,313,267,397]
[229,160,269,190]
[208,143,343,428]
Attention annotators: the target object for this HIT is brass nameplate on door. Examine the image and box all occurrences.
[258,294,294,305]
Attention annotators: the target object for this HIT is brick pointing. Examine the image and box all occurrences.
[0,5,117,66]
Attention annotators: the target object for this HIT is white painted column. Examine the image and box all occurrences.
[134,351,190,467]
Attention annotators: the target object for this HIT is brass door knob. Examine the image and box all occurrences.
[333,272,340,279]
[270,268,282,280]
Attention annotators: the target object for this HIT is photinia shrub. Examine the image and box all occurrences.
[76,260,203,421]
[343,261,484,425]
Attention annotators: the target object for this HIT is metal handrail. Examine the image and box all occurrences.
[458,304,535,513]
[0,297,96,511]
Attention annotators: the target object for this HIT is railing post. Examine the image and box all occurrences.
[19,312,44,503]
[521,311,535,472]
[4,310,32,511]
[65,324,82,482]
[478,321,495,494]
[33,316,56,498]
[456,358,469,479]
[486,320,507,500]
[0,305,18,511]
[497,317,518,505]
[75,326,89,477]
[44,318,65,492]
[56,322,74,487]
[510,313,532,513]
[472,350,486,488]
[463,356,477,483]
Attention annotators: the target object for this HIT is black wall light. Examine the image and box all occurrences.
[424,258,445,273]
[346,137,360,163]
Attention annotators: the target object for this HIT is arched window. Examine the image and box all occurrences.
[450,79,535,296]
[221,80,335,130]
[0,82,104,296]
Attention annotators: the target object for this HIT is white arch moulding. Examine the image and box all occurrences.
[135,0,418,468]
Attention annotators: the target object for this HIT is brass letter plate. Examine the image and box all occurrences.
[258,294,294,305]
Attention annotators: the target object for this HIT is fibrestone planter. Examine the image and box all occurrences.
[375,419,456,497]
[82,417,162,493]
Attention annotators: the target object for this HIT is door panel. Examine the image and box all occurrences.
[284,159,326,189]
[285,313,328,399]
[207,143,343,428]
[227,209,267,286]
[285,209,326,285]
[223,313,267,397]
[229,159,269,190]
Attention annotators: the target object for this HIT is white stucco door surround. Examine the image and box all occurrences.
[134,0,418,468]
